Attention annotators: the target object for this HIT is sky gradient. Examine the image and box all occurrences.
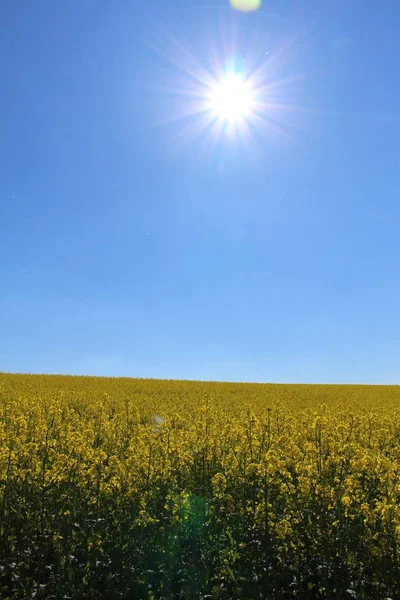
[1,0,400,383]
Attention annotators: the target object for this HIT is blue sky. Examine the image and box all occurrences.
[1,0,400,383]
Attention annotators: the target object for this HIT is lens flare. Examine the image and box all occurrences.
[229,0,262,12]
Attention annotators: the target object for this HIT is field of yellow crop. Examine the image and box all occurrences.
[1,373,400,599]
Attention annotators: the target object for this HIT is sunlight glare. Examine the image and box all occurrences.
[208,73,255,122]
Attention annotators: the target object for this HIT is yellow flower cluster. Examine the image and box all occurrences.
[1,373,400,596]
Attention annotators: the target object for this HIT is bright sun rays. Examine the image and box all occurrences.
[147,14,303,151]
[207,73,255,122]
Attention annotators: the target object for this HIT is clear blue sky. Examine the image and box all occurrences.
[1,0,400,383]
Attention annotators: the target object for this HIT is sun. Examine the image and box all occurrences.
[208,73,255,122]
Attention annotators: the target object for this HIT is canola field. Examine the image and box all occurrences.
[1,373,400,599]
